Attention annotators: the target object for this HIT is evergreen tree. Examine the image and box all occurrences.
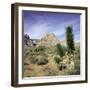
[66,26,75,53]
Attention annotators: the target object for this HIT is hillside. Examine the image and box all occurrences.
[24,33,80,77]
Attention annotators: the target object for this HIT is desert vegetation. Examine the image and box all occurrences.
[24,26,80,77]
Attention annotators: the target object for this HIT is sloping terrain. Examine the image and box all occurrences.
[24,33,80,77]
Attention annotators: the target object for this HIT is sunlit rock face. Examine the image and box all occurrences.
[38,33,60,47]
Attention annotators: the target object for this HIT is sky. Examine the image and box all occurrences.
[23,10,80,43]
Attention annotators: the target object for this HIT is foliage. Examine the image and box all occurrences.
[74,59,80,74]
[24,62,29,65]
[66,26,75,53]
[56,43,64,57]
[29,55,48,65]
[24,32,80,77]
[46,69,57,76]
[67,59,80,75]
[35,45,46,52]
[29,56,38,64]
[54,55,62,64]
[25,51,29,56]
[36,56,48,65]
[62,45,68,52]
[75,48,80,59]
[58,63,66,71]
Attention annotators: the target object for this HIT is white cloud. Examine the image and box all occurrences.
[24,22,50,39]
[24,17,80,42]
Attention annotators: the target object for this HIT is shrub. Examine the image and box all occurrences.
[74,59,80,74]
[56,43,64,57]
[75,48,80,59]
[29,48,33,52]
[43,66,58,76]
[24,62,29,65]
[58,63,66,71]
[67,62,80,75]
[54,55,62,64]
[37,56,48,65]
[31,59,38,64]
[46,70,57,76]
[62,46,68,53]
[35,45,46,52]
[25,51,30,56]
[29,56,38,64]
[30,52,36,56]
[37,59,48,65]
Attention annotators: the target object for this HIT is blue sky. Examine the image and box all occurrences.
[23,10,80,43]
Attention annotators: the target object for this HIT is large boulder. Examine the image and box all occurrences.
[24,34,30,46]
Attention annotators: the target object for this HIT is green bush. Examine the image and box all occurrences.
[62,46,68,53]
[54,55,62,64]
[43,66,58,76]
[31,59,38,64]
[75,48,80,59]
[25,51,30,56]
[37,56,48,65]
[46,70,57,76]
[29,56,38,64]
[58,63,66,71]
[24,62,29,65]
[29,55,48,65]
[35,45,46,52]
[74,59,80,74]
[56,43,64,57]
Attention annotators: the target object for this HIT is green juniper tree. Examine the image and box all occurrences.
[66,26,75,54]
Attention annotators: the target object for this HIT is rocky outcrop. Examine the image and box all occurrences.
[38,33,60,47]
[24,34,39,47]
[24,34,30,46]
